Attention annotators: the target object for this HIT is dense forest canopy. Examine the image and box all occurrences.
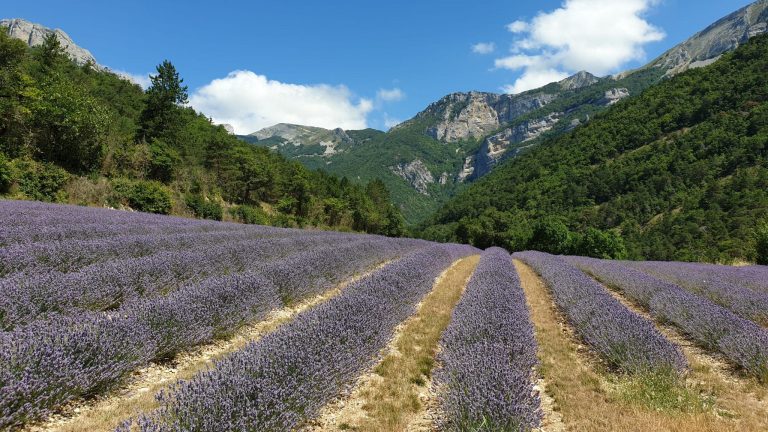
[421,34,768,263]
[0,28,405,236]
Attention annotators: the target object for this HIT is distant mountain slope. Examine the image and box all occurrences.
[646,0,768,75]
[241,1,768,225]
[0,18,98,65]
[422,34,768,263]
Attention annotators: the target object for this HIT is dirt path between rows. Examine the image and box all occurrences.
[301,255,480,432]
[26,261,393,432]
[515,258,768,432]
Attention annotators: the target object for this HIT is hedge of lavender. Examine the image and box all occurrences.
[125,245,475,431]
[514,251,686,375]
[0,200,430,429]
[624,261,768,325]
[569,256,768,382]
[434,247,541,432]
[0,233,364,330]
[0,235,421,429]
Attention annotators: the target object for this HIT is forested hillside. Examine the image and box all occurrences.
[422,34,768,263]
[0,28,405,235]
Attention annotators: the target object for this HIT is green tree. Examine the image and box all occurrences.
[528,219,572,255]
[0,28,36,157]
[36,33,67,71]
[139,60,188,142]
[573,228,628,259]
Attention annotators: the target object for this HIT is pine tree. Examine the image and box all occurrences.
[139,60,188,142]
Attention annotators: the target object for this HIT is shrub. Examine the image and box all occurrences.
[11,158,70,201]
[573,228,628,259]
[111,178,172,214]
[229,205,269,225]
[0,153,11,193]
[185,195,223,221]
[756,221,768,265]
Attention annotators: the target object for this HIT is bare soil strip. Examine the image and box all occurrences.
[514,259,768,432]
[302,255,481,432]
[26,261,393,432]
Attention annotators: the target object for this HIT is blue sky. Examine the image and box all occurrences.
[4,0,755,132]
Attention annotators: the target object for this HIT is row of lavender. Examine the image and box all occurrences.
[623,260,768,326]
[0,233,366,330]
[1,236,423,429]
[122,244,476,431]
[0,201,429,429]
[434,247,541,431]
[570,257,768,382]
[515,252,687,375]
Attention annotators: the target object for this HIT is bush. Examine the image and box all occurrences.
[573,228,628,259]
[230,205,269,225]
[0,153,11,193]
[527,219,572,255]
[757,222,768,265]
[185,194,223,221]
[148,139,180,183]
[112,178,172,214]
[12,158,70,202]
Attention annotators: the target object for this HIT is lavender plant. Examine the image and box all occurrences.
[127,245,473,431]
[434,247,541,432]
[514,251,687,375]
[569,256,768,382]
[624,260,768,325]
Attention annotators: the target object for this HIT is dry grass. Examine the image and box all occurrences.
[304,255,481,432]
[26,262,392,432]
[514,259,768,432]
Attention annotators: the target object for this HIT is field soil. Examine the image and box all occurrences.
[514,259,768,432]
[302,255,481,432]
[25,261,393,432]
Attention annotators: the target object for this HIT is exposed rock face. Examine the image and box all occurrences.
[250,123,356,157]
[558,71,600,90]
[389,160,434,195]
[470,113,562,179]
[457,156,475,183]
[220,124,236,135]
[398,90,558,143]
[650,0,768,76]
[439,172,449,185]
[1,18,98,66]
[601,88,630,106]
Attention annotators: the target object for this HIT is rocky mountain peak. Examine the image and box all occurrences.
[558,71,600,90]
[1,18,98,66]
[650,0,768,75]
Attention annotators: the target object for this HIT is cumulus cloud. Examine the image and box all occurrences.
[471,42,496,54]
[376,87,405,103]
[113,69,151,89]
[496,0,664,93]
[189,71,374,134]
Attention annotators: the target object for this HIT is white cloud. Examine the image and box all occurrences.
[501,69,570,94]
[113,69,151,89]
[506,20,529,33]
[471,42,496,54]
[189,71,374,134]
[376,87,405,103]
[496,0,664,93]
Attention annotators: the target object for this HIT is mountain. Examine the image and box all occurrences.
[645,0,768,76]
[242,123,383,159]
[422,33,768,263]
[240,2,768,227]
[0,18,98,66]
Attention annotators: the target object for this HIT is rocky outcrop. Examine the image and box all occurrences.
[470,113,562,179]
[601,88,630,106]
[397,90,558,143]
[649,0,768,76]
[389,160,434,195]
[1,18,98,66]
[457,156,475,183]
[558,71,600,90]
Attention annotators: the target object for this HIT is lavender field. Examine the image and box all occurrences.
[1,201,767,432]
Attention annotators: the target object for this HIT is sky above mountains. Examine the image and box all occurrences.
[4,0,755,133]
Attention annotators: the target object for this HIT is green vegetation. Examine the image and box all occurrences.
[423,34,768,262]
[756,220,768,265]
[0,28,404,235]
